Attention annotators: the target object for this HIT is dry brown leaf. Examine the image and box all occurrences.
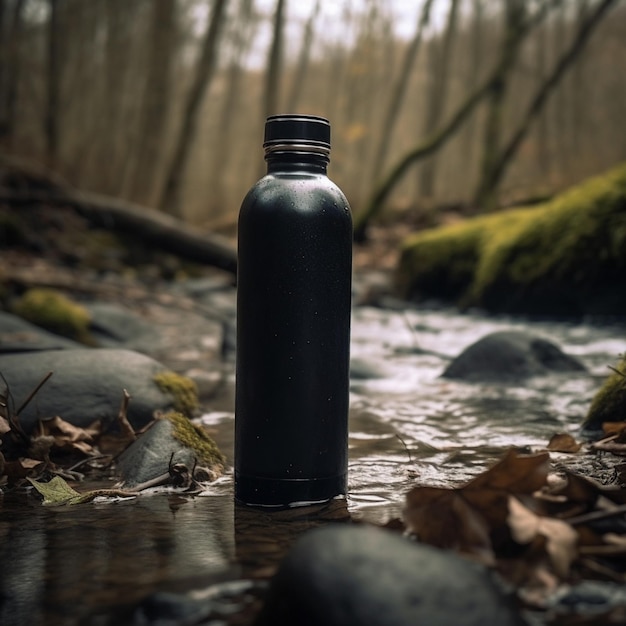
[404,450,552,563]
[508,496,578,578]
[0,415,11,435]
[36,415,101,456]
[3,457,44,481]
[468,449,550,494]
[602,422,626,438]
[547,433,582,453]
[404,486,495,563]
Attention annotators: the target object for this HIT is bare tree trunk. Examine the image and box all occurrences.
[45,0,61,165]
[210,0,256,217]
[159,0,228,218]
[128,0,176,205]
[460,0,484,163]
[0,0,25,147]
[567,0,589,163]
[285,0,319,112]
[473,0,528,211]
[474,0,618,208]
[370,0,433,178]
[354,0,557,241]
[263,0,286,120]
[535,14,551,178]
[418,0,460,200]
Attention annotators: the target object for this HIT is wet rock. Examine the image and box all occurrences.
[350,357,389,380]
[255,525,525,626]
[396,163,626,317]
[0,311,82,352]
[86,302,159,351]
[0,348,182,432]
[442,331,586,382]
[584,354,626,430]
[116,412,225,488]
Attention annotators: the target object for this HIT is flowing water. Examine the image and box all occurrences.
[1,303,625,625]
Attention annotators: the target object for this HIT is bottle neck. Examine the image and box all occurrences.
[264,145,330,174]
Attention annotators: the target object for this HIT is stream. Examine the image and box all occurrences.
[1,296,625,625]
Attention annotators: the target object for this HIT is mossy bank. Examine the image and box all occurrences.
[584,355,626,429]
[396,163,626,316]
[12,288,95,344]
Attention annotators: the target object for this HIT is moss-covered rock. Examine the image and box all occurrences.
[11,288,95,344]
[166,411,226,468]
[584,356,626,429]
[153,371,199,417]
[116,411,225,487]
[396,163,626,316]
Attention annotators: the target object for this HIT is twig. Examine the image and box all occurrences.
[567,504,626,526]
[396,434,414,464]
[16,371,53,416]
[116,389,135,442]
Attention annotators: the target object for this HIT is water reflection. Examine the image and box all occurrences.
[1,305,625,623]
[0,492,235,625]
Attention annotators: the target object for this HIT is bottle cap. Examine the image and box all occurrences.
[264,114,331,151]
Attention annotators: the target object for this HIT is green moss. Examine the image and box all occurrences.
[12,288,94,344]
[584,356,626,428]
[153,371,199,417]
[163,411,226,467]
[396,163,626,315]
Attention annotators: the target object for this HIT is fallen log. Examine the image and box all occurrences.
[0,185,237,275]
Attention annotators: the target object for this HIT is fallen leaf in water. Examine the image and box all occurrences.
[547,433,582,453]
[28,476,137,505]
[28,475,85,504]
[405,450,551,563]
[467,449,550,493]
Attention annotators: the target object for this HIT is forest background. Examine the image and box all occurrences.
[0,0,624,239]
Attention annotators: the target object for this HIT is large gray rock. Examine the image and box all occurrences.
[86,302,159,351]
[0,311,81,352]
[0,348,177,431]
[442,330,586,382]
[255,525,525,626]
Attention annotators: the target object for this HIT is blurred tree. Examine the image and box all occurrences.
[127,0,177,206]
[263,0,286,120]
[209,0,257,218]
[285,0,319,112]
[44,0,61,165]
[0,0,25,148]
[473,0,618,210]
[418,0,460,200]
[160,0,228,218]
[473,0,531,211]
[370,0,434,178]
[354,0,617,241]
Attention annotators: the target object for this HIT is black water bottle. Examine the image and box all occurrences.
[235,114,352,507]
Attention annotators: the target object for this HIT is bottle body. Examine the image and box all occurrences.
[235,165,352,507]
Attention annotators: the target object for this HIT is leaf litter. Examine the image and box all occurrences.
[0,374,213,499]
[3,370,626,623]
[398,428,626,624]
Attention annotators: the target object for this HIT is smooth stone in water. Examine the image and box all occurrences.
[255,525,526,626]
[0,311,82,352]
[0,348,177,431]
[442,330,586,382]
[116,415,224,488]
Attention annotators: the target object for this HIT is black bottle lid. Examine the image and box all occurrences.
[264,114,331,151]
